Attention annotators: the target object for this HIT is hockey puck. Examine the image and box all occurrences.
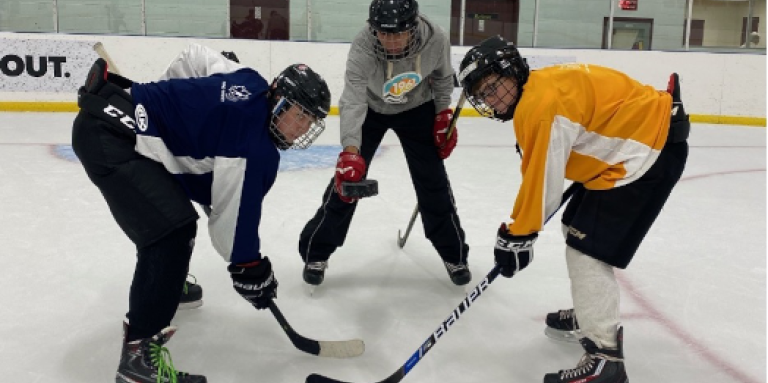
[341,179,379,198]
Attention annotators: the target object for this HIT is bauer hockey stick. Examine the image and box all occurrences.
[269,302,365,358]
[311,182,581,383]
[397,90,467,248]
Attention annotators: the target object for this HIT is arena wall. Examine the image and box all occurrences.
[0,33,764,126]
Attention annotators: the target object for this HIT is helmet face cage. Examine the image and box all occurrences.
[368,22,421,61]
[367,0,421,61]
[462,70,523,122]
[270,98,326,150]
[458,36,530,121]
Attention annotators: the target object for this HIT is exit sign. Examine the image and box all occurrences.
[619,0,638,10]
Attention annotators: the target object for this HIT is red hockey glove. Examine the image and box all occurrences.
[433,109,457,159]
[334,151,366,203]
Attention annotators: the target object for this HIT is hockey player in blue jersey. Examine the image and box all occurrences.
[72,45,330,383]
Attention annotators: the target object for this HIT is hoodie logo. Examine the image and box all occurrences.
[382,71,422,104]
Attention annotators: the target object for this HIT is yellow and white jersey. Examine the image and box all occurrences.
[508,64,672,236]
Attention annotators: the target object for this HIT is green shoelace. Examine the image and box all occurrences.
[182,274,197,295]
[149,342,180,383]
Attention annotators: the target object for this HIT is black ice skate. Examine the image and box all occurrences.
[178,274,203,310]
[545,308,582,343]
[117,324,206,383]
[303,261,328,286]
[543,327,628,383]
[443,261,472,286]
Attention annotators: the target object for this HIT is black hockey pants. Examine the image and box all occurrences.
[299,101,469,264]
[561,130,689,269]
[72,72,198,340]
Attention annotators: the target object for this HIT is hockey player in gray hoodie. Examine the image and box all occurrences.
[299,0,471,286]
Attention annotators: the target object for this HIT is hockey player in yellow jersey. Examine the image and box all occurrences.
[457,36,689,383]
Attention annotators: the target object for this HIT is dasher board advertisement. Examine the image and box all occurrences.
[0,38,98,93]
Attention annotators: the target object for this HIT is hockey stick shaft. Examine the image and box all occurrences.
[207,210,364,357]
[93,42,121,75]
[269,301,320,355]
[311,182,581,383]
[397,91,467,248]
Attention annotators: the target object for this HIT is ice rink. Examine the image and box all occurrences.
[0,112,764,383]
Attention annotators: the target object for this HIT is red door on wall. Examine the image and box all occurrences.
[450,0,519,46]
[741,17,760,45]
[230,0,289,40]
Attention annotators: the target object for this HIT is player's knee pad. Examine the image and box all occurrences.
[138,222,198,263]
[565,245,614,280]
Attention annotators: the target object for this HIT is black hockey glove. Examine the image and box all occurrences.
[228,256,278,310]
[494,223,538,278]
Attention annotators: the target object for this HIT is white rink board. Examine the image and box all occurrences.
[0,32,765,118]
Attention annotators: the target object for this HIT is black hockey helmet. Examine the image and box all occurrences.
[458,35,529,121]
[369,0,418,33]
[221,51,240,63]
[269,64,331,149]
[367,0,421,61]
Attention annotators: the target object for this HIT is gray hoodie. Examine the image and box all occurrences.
[339,15,454,149]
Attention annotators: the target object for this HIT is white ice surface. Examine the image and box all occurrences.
[0,113,764,383]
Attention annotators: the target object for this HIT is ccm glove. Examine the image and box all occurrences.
[228,256,278,310]
[334,151,367,203]
[494,223,538,278]
[433,109,458,159]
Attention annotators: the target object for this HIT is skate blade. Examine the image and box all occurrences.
[544,327,582,343]
[177,300,203,310]
[304,284,319,297]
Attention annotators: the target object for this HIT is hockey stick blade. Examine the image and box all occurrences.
[270,302,365,358]
[396,230,405,248]
[307,370,404,383]
[396,205,419,248]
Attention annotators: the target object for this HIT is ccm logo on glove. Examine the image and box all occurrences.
[493,223,538,278]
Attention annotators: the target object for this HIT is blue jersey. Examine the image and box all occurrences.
[130,68,279,264]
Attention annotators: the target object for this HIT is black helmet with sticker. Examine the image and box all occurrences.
[458,35,529,121]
